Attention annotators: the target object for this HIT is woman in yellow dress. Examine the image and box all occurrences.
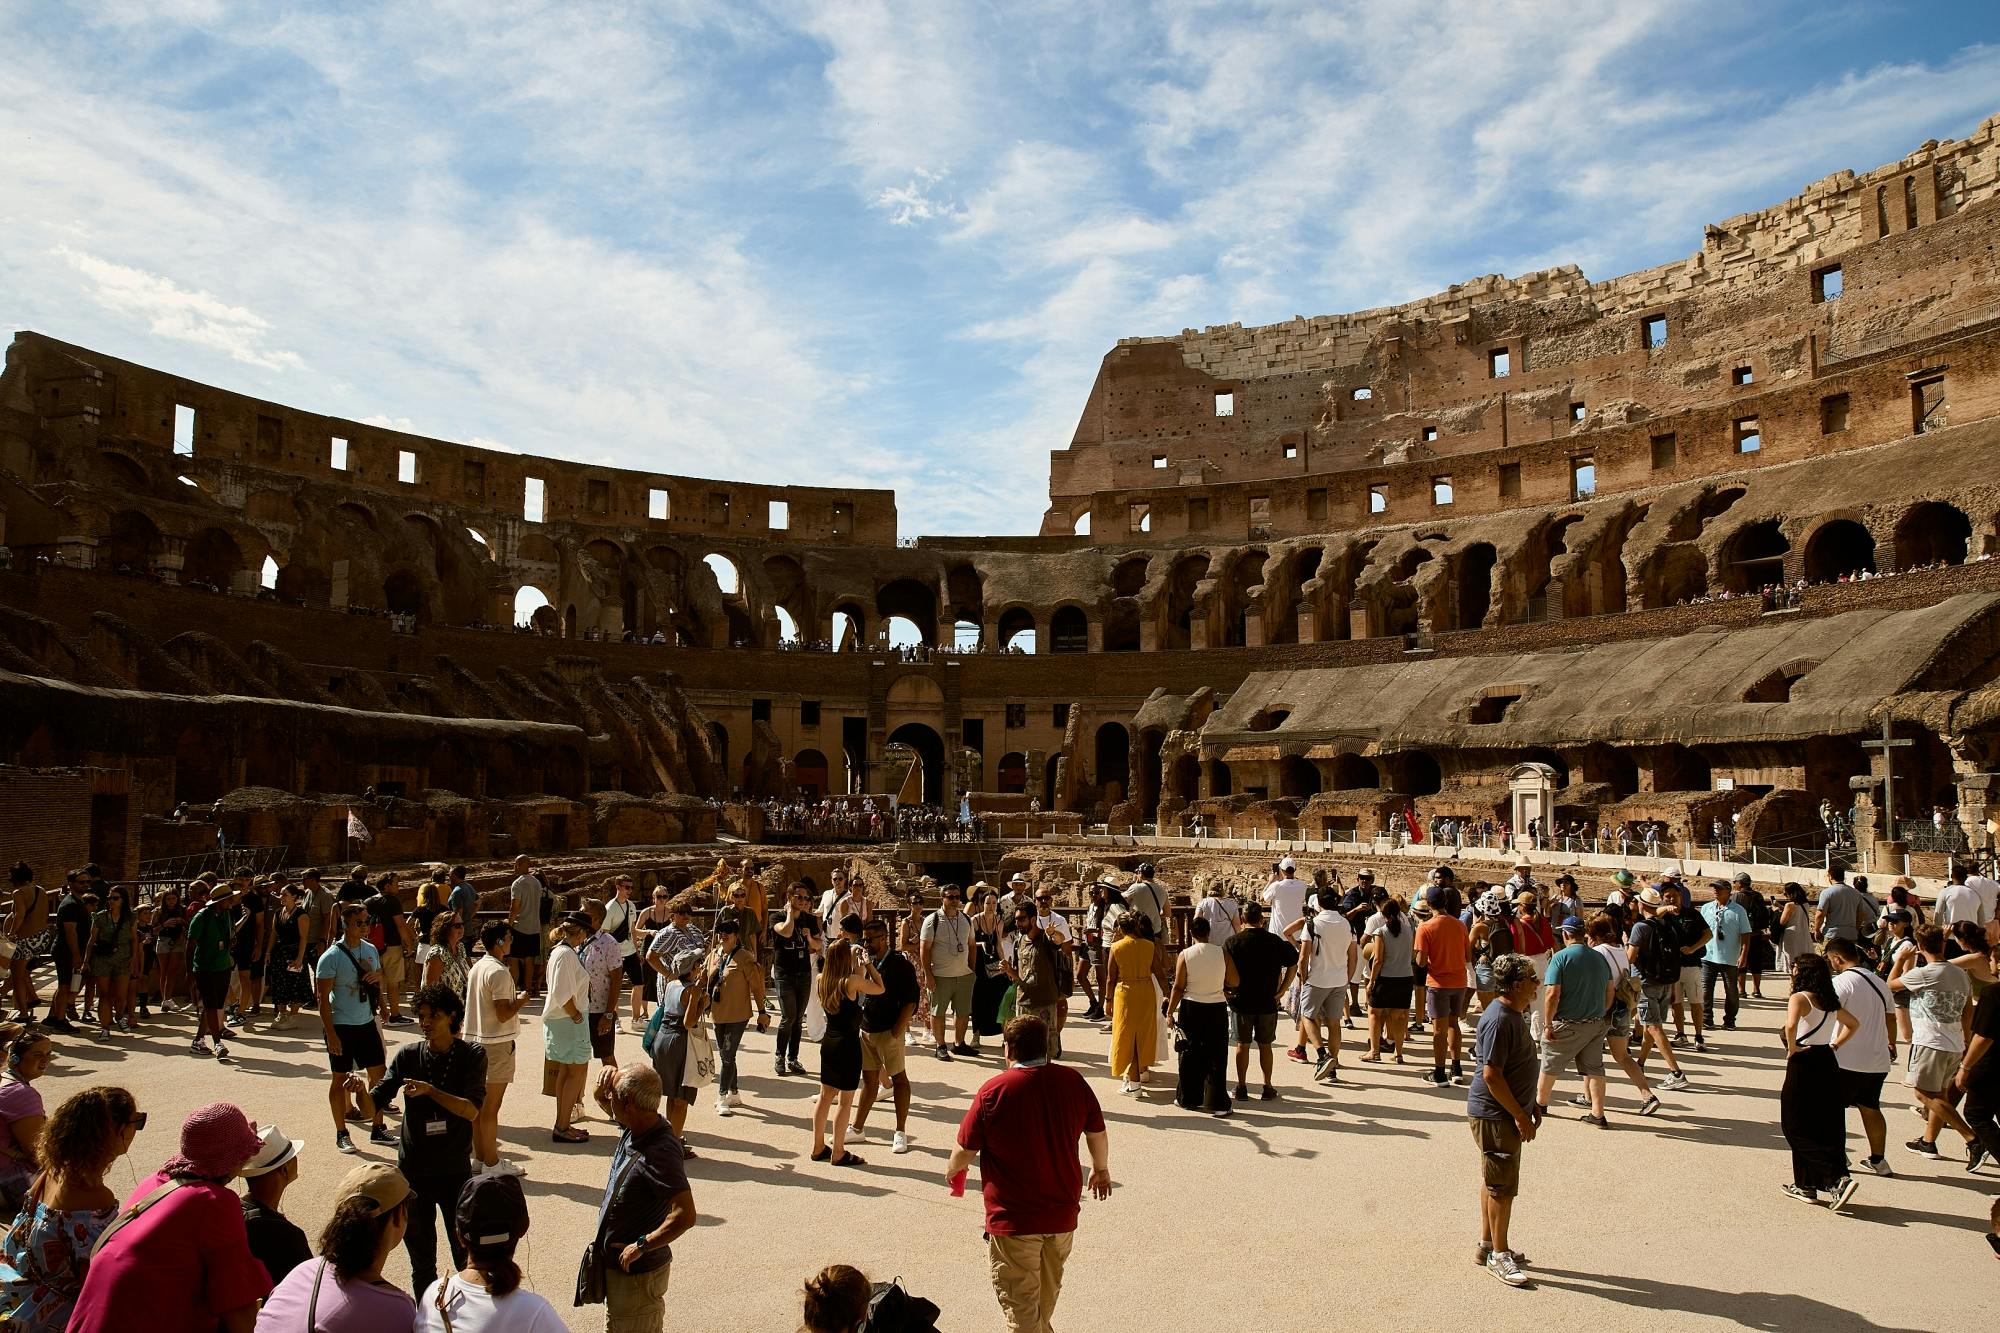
[1107,914,1157,1095]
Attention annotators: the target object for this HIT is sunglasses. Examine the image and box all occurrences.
[129,1112,148,1131]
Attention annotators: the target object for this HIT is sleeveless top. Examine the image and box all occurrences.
[1796,999,1838,1046]
[827,994,862,1039]
[1180,942,1227,1004]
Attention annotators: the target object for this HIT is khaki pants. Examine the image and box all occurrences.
[605,1261,671,1333]
[987,1231,1073,1333]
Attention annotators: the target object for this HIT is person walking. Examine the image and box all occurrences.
[702,920,766,1118]
[1780,954,1862,1209]
[316,904,392,1155]
[1416,887,1473,1086]
[1288,887,1356,1081]
[1536,917,1613,1127]
[1824,937,1896,1176]
[1467,953,1540,1286]
[1586,915,1660,1116]
[1105,914,1157,1094]
[770,882,823,1076]
[851,918,918,1153]
[83,887,135,1037]
[920,885,976,1059]
[1772,883,1814,975]
[3,864,52,1023]
[1894,925,1983,1165]
[545,912,596,1144]
[589,1061,697,1333]
[1005,904,1065,1058]
[1953,938,2000,1181]
[970,889,1009,1050]
[811,938,883,1167]
[505,857,549,999]
[0,1085,141,1331]
[1628,887,1692,1091]
[1168,916,1235,1117]
[185,881,239,1059]
[264,884,315,1026]
[465,924,526,1174]
[946,1015,1111,1333]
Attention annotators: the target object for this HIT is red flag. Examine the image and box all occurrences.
[1403,807,1423,842]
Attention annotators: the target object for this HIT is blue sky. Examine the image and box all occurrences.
[3,2,1997,537]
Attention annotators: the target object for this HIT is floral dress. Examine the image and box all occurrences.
[0,1195,116,1331]
[265,907,316,1007]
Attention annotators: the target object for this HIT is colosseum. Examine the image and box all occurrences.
[4,117,2000,892]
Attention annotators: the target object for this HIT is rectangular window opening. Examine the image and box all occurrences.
[1282,442,1298,460]
[1912,376,1946,434]
[1351,386,1373,401]
[1187,498,1210,532]
[173,404,196,456]
[769,499,790,530]
[1306,488,1328,522]
[1569,402,1585,423]
[706,492,731,526]
[1570,457,1596,500]
[1487,347,1510,379]
[648,488,670,521]
[1214,391,1234,417]
[1421,425,1438,442]
[831,501,853,537]
[1732,365,1754,386]
[329,436,349,471]
[523,476,546,523]
[1128,502,1150,534]
[586,478,610,515]
[462,459,485,496]
[1820,394,1850,435]
[1498,462,1521,500]
[1005,704,1027,729]
[1432,476,1454,506]
[1813,264,1843,303]
[800,700,821,727]
[1248,494,1272,537]
[751,699,772,723]
[1642,315,1668,350]
[1151,453,1168,469]
[1052,703,1069,728]
[1733,417,1762,454]
[1650,433,1677,470]
[1368,484,1387,515]
[397,450,419,484]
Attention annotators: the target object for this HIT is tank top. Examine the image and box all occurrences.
[1796,999,1838,1046]
[1180,942,1227,1004]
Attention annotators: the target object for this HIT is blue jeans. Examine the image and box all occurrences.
[1701,960,1740,1027]
[714,1020,747,1095]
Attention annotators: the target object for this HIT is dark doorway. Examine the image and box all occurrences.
[889,722,946,805]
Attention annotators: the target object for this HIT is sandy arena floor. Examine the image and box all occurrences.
[47,988,1996,1331]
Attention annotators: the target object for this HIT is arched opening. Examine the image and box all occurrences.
[465,527,494,557]
[997,607,1036,653]
[383,570,427,619]
[708,722,730,786]
[101,510,161,573]
[1803,519,1876,583]
[1221,549,1267,647]
[1384,548,1432,636]
[1278,755,1322,798]
[97,450,149,493]
[1137,729,1164,812]
[885,616,925,648]
[1103,601,1141,652]
[1454,543,1496,630]
[1893,501,1970,570]
[1094,722,1130,804]
[832,602,865,651]
[775,606,799,643]
[877,579,937,647]
[1169,753,1200,806]
[1111,556,1149,597]
[1072,509,1092,536]
[1644,544,1709,607]
[1326,753,1379,789]
[946,563,984,628]
[173,726,227,804]
[997,751,1027,794]
[1206,759,1233,797]
[951,619,981,652]
[1578,743,1638,797]
[1397,752,1442,797]
[1720,519,1789,594]
[259,555,279,590]
[888,722,946,805]
[1160,554,1209,650]
[1050,605,1088,654]
[704,553,740,595]
[793,748,829,799]
[274,561,329,605]
[514,585,555,632]
[182,527,244,590]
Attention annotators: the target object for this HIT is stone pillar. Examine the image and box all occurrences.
[1140,619,1158,652]
[154,538,186,585]
[1243,608,1265,647]
[1190,616,1209,651]
[1349,604,1374,639]
[1087,619,1103,652]
[1296,605,1317,643]
[1955,772,1999,854]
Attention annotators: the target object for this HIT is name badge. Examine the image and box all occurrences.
[424,1118,448,1136]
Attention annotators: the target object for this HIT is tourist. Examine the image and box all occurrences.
[1122,864,1168,938]
[1954,939,2000,1181]
[1511,892,1558,982]
[821,865,868,925]
[316,903,392,1155]
[1663,883,1712,1051]
[770,881,823,1075]
[1416,886,1473,1086]
[1467,953,1540,1286]
[360,982,486,1297]
[1894,925,1982,1165]
[800,1265,873,1333]
[921,884,976,1059]
[1550,874,1583,926]
[1469,889,1518,1010]
[1536,916,1612,1126]
[1361,894,1414,1063]
[1168,915,1235,1116]
[186,881,239,1058]
[1881,908,1919,1041]
[412,872,447,953]
[416,1171,564,1333]
[1005,903,1065,1057]
[367,872,413,1026]
[0,1085,139,1330]
[1194,880,1240,949]
[67,1101,270,1333]
[703,919,765,1117]
[970,888,1009,1049]
[946,1015,1110,1333]
[465,924,526,1174]
[238,1125,310,1286]
[1773,883,1814,975]
[1700,879,1753,1031]
[642,896,704,1017]
[852,917,918,1152]
[1627,887,1692,1091]
[1105,914,1157,1094]
[588,1063,697,1331]
[1081,881,1118,1019]
[1224,901,1297,1101]
[445,865,479,940]
[256,1162,417,1330]
[228,874,268,1025]
[1780,954,1861,1209]
[4,864,51,1023]
[506,856,549,999]
[649,945,709,1150]
[43,872,86,1034]
[545,911,596,1144]
[1815,867,1880,946]
[418,913,471,994]
[298,869,333,965]
[152,885,188,1014]
[1292,888,1358,1082]
[1584,914,1659,1114]
[1262,857,1310,935]
[630,885,671,1030]
[0,1024,50,1218]
[1733,872,1776,998]
[581,900,626,1115]
[811,935,883,1167]
[1824,937,1896,1176]
[998,872,1030,921]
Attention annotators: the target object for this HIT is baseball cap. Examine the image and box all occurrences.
[1513,890,1537,906]
[1423,885,1448,908]
[335,1162,411,1216]
[240,1125,302,1178]
[1278,857,1296,872]
[1884,907,1913,924]
[1559,916,1586,935]
[1732,872,1752,886]
[456,1171,530,1247]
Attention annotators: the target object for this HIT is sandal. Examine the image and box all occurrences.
[831,1151,864,1167]
[551,1127,591,1144]
[1360,1053,1383,1063]
[810,1145,831,1162]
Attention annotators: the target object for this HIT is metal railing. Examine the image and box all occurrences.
[133,845,289,892]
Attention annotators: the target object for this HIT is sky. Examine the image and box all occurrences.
[3,2,1997,538]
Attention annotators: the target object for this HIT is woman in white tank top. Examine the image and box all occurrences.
[1779,954,1859,1208]
[1169,918,1236,1115]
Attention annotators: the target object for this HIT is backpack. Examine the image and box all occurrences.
[867,1278,941,1332]
[1635,920,1681,986]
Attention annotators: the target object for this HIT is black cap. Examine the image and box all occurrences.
[456,1171,529,1247]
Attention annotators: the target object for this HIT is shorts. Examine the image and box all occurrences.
[1905,1045,1960,1093]
[622,953,645,987]
[510,930,542,963]
[930,972,973,1019]
[1368,975,1414,1011]
[589,1012,616,1062]
[194,968,232,1010]
[1426,986,1472,1021]
[481,1038,516,1084]
[1473,960,1496,993]
[860,1029,906,1076]
[1637,982,1674,1028]
[1677,965,1703,995]
[1230,1010,1279,1046]
[544,1014,591,1066]
[231,943,258,973]
[327,1021,385,1074]
[380,947,406,993]
[1470,1116,1524,1198]
[1539,1018,1608,1079]
[1607,1000,1634,1040]
[1303,985,1347,1028]
[53,950,74,987]
[1838,1067,1888,1110]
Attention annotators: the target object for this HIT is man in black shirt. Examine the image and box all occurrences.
[367,876,413,1025]
[46,870,88,1032]
[336,864,372,906]
[229,874,269,1023]
[769,881,822,1077]
[238,1125,310,1285]
[852,917,918,1153]
[358,981,487,1296]
[1224,902,1299,1101]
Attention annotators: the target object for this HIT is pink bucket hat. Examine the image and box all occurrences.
[163,1102,261,1180]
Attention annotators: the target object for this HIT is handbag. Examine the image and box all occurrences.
[685,1019,718,1090]
[574,1241,608,1305]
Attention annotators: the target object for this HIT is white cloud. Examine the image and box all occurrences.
[54,246,302,371]
[872,170,965,225]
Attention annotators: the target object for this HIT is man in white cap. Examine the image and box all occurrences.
[1263,858,1310,936]
[239,1124,308,1285]
[1000,873,1032,922]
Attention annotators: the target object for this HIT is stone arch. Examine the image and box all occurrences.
[1278,754,1322,798]
[1205,758,1233,797]
[101,509,161,574]
[1110,555,1150,598]
[997,605,1036,653]
[333,501,379,533]
[1158,553,1209,650]
[1564,503,1645,617]
[383,569,428,619]
[1718,518,1789,594]
[182,526,245,590]
[945,563,984,627]
[888,722,946,805]
[1136,729,1165,812]
[1641,544,1709,607]
[1264,546,1322,645]
[1103,600,1141,652]
[1326,753,1379,789]
[1383,547,1432,636]
[1050,604,1089,654]
[514,585,557,632]
[1510,514,1583,623]
[1094,721,1130,803]
[763,554,813,644]
[1801,517,1876,582]
[1893,501,1970,570]
[997,751,1027,794]
[793,748,829,798]
[96,450,150,494]
[1449,542,1497,631]
[275,559,331,606]
[1217,548,1268,647]
[831,599,868,651]
[876,578,937,646]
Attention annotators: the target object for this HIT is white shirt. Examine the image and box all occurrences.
[1194,895,1240,946]
[464,955,518,1043]
[1262,878,1310,931]
[1937,882,1981,926]
[418,1275,567,1332]
[921,909,974,977]
[545,942,591,1022]
[1833,968,1893,1074]
[1968,875,2000,923]
[1593,941,1630,987]
[1179,941,1227,1004]
[1121,881,1166,936]
[1303,910,1354,989]
[603,895,636,958]
[1037,913,1072,945]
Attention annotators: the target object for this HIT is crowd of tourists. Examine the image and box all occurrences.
[0,846,1993,1329]
[755,799,989,844]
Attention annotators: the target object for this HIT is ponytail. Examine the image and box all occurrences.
[464,1238,522,1298]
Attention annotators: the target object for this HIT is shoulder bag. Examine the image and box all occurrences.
[576,1141,645,1306]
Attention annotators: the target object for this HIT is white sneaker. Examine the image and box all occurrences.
[892,1130,911,1154]
[726,1092,744,1109]
[490,1160,527,1178]
[1486,1250,1529,1287]
[847,1126,867,1144]
[716,1100,734,1118]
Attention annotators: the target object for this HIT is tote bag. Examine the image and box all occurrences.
[685,1019,718,1090]
[804,961,828,1043]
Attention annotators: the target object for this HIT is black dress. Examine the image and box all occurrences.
[266,907,314,1006]
[972,923,1008,1037]
[820,993,863,1092]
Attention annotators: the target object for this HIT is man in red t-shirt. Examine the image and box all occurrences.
[1415,886,1473,1086]
[947,1015,1112,1332]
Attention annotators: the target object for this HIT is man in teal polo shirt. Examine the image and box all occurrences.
[1536,917,1613,1127]
[1699,880,1752,1031]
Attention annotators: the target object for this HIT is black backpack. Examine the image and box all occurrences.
[1636,919,1681,986]
[867,1278,941,1332]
